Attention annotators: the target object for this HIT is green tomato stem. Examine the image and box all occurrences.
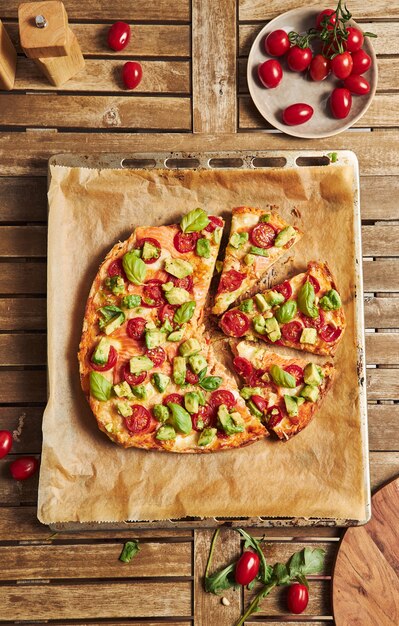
[205,528,221,579]
[235,581,277,626]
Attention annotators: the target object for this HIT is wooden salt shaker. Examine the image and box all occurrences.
[18,1,85,87]
[0,20,17,90]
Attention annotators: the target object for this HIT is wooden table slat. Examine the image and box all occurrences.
[0,298,46,330]
[239,0,399,21]
[244,580,331,617]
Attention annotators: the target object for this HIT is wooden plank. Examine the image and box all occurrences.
[366,333,399,365]
[0,298,46,330]
[0,1,191,21]
[0,581,192,621]
[194,529,241,626]
[238,22,399,56]
[368,405,399,451]
[360,177,399,221]
[370,452,399,491]
[0,95,191,130]
[238,94,399,129]
[0,263,46,294]
[0,177,47,222]
[6,23,191,58]
[362,225,399,256]
[0,407,43,454]
[238,57,399,94]
[0,334,46,366]
[0,370,46,403]
[192,0,236,132]
[367,369,399,400]
[0,130,398,177]
[244,580,331,616]
[0,226,46,257]
[0,457,39,505]
[364,297,399,328]
[363,260,399,292]
[239,0,399,21]
[14,58,190,94]
[0,542,192,580]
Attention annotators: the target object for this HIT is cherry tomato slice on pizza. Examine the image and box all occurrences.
[209,389,236,409]
[307,274,320,293]
[142,280,166,308]
[274,280,292,301]
[135,238,161,265]
[171,274,193,292]
[192,404,215,431]
[125,405,153,433]
[163,393,184,406]
[145,346,166,367]
[267,405,284,428]
[300,309,324,330]
[204,216,223,233]
[281,320,303,343]
[173,231,199,253]
[249,222,276,248]
[232,356,253,382]
[319,324,342,342]
[284,364,304,385]
[220,310,250,337]
[251,395,268,413]
[218,269,245,293]
[108,258,126,278]
[123,363,147,386]
[185,368,199,385]
[158,304,177,325]
[126,317,147,340]
[90,345,118,371]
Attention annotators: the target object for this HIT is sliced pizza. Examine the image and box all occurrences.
[220,261,345,356]
[212,206,302,315]
[231,340,334,440]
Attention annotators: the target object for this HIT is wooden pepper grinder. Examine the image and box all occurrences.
[0,20,17,90]
[18,1,85,87]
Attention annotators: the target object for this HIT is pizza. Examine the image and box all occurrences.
[212,206,302,315]
[220,261,345,356]
[231,340,334,440]
[78,208,267,452]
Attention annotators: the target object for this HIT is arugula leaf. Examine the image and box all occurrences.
[181,208,209,233]
[119,540,140,563]
[174,301,196,325]
[273,562,290,585]
[90,371,112,402]
[205,562,237,594]
[199,376,222,391]
[122,251,147,285]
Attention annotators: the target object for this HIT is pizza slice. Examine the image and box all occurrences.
[80,327,267,452]
[231,340,334,440]
[212,206,302,315]
[220,261,345,356]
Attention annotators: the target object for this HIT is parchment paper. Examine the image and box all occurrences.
[38,163,368,524]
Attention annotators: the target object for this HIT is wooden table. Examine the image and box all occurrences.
[0,1,398,624]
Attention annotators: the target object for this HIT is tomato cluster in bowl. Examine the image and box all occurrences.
[257,3,375,126]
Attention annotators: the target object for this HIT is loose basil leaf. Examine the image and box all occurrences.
[297,281,319,318]
[180,208,210,233]
[174,301,196,325]
[167,402,192,434]
[199,376,222,391]
[119,540,140,563]
[319,289,342,311]
[90,371,112,401]
[275,300,297,324]
[205,562,237,594]
[270,364,296,388]
[122,251,147,285]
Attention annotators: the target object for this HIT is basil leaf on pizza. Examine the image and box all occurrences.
[174,301,196,325]
[181,208,209,233]
[90,371,112,401]
[269,365,296,389]
[167,402,192,434]
[297,281,318,318]
[122,252,147,285]
[199,376,223,391]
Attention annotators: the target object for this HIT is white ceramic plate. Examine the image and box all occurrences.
[247,7,378,138]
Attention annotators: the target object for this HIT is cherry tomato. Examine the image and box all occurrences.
[351,49,372,75]
[192,405,215,431]
[287,583,309,614]
[251,395,268,413]
[142,280,166,308]
[218,269,245,293]
[307,275,320,293]
[90,345,118,371]
[108,21,131,51]
[287,46,312,72]
[281,320,303,343]
[264,29,290,57]
[209,389,236,409]
[267,405,284,428]
[135,238,161,265]
[204,215,223,233]
[126,317,147,340]
[232,356,253,382]
[171,274,193,292]
[145,346,166,367]
[122,61,143,90]
[282,103,314,126]
[10,456,39,480]
[319,324,342,342]
[125,406,153,433]
[345,27,364,52]
[250,222,276,248]
[235,550,260,585]
[163,393,184,406]
[274,280,292,301]
[158,304,177,324]
[316,8,336,31]
[343,74,370,95]
[220,310,250,338]
[123,363,147,386]
[0,430,12,459]
[309,54,330,81]
[284,364,304,385]
[258,60,283,89]
[331,52,353,79]
[300,309,324,330]
[173,231,199,253]
[330,87,352,119]
[185,368,199,385]
[108,258,126,278]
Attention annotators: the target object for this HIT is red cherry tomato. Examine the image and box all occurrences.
[251,394,268,413]
[235,550,260,586]
[316,9,337,31]
[300,309,325,330]
[281,320,303,343]
[345,27,364,52]
[123,363,147,386]
[204,215,224,232]
[145,346,166,367]
[232,356,253,382]
[220,310,250,338]
[351,49,372,75]
[125,405,153,433]
[264,29,290,57]
[331,52,353,79]
[126,317,147,340]
[10,456,39,480]
[218,269,245,293]
[284,364,304,385]
[163,393,184,406]
[0,430,12,459]
[274,280,292,301]
[309,54,330,81]
[267,405,284,428]
[287,583,309,614]
[90,345,118,371]
[158,304,177,324]
[258,59,283,89]
[209,389,236,409]
[185,368,199,385]
[192,404,215,431]
[142,280,166,308]
[171,274,193,292]
[107,21,131,51]
[287,46,312,72]
[343,74,370,95]
[307,275,321,294]
[173,231,199,253]
[122,61,143,90]
[319,324,342,342]
[250,222,276,248]
[135,238,161,265]
[282,103,314,126]
[108,258,126,278]
[330,87,352,119]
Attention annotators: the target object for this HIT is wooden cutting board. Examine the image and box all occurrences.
[333,476,399,626]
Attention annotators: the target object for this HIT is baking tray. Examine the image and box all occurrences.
[47,149,370,530]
